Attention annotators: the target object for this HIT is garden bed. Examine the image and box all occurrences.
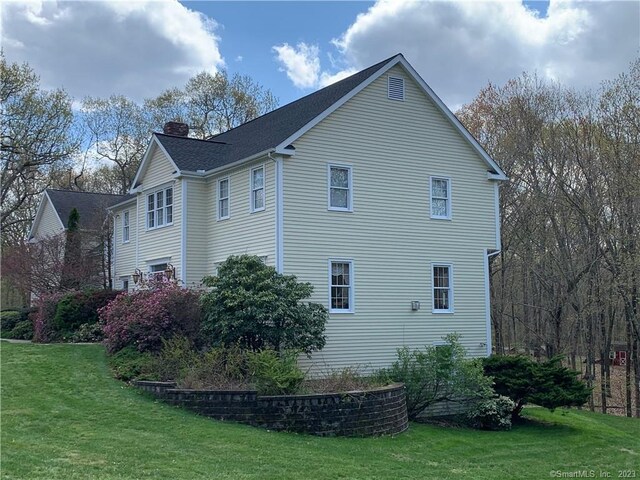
[134,380,409,437]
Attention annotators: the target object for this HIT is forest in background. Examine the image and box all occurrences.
[2,54,638,416]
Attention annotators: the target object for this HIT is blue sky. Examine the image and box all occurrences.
[2,0,637,111]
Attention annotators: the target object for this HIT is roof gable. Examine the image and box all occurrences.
[148,54,506,180]
[45,189,129,228]
[28,192,64,240]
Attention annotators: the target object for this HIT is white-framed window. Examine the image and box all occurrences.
[329,260,354,313]
[388,76,405,101]
[250,166,265,212]
[218,177,230,220]
[122,278,129,292]
[147,186,173,229]
[328,164,352,211]
[432,263,453,313]
[149,262,168,281]
[430,176,451,220]
[122,211,130,243]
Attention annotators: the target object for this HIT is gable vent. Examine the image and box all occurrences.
[388,76,405,101]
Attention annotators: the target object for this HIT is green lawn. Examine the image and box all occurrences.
[1,342,638,480]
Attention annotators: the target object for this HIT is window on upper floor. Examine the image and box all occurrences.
[147,187,173,229]
[218,177,230,220]
[122,211,130,243]
[430,177,451,220]
[432,263,453,313]
[328,165,352,211]
[250,166,265,212]
[329,260,354,313]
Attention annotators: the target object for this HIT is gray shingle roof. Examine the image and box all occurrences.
[46,189,132,228]
[154,54,400,172]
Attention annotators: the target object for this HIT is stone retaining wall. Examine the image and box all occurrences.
[134,381,408,437]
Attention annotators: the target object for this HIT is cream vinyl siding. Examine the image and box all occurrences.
[136,147,182,280]
[185,178,209,287]
[112,203,137,289]
[33,197,64,239]
[283,65,498,372]
[207,159,276,272]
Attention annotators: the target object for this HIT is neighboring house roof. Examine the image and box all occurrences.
[29,189,132,239]
[135,53,507,188]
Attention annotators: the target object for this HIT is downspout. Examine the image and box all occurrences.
[484,180,503,356]
[112,213,117,289]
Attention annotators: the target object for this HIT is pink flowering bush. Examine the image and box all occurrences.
[99,283,202,353]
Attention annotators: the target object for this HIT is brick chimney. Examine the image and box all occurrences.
[163,121,189,137]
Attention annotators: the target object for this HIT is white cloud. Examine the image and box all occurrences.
[322,0,638,107]
[1,0,224,102]
[272,42,321,88]
[273,41,359,89]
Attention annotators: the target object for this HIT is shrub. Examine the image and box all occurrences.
[246,349,306,395]
[148,336,200,381]
[483,355,592,420]
[100,284,202,353]
[305,367,378,394]
[71,323,104,343]
[179,345,251,390]
[53,289,120,339]
[33,292,66,342]
[466,396,515,430]
[375,334,494,420]
[1,311,22,333]
[107,346,156,381]
[201,255,327,354]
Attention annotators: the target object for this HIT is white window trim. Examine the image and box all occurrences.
[327,164,353,212]
[430,176,452,220]
[328,258,355,314]
[146,185,174,230]
[431,262,454,314]
[122,210,130,244]
[250,165,266,213]
[217,177,230,221]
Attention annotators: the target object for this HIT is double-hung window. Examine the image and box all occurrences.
[218,178,230,220]
[147,187,173,229]
[430,177,451,219]
[328,165,352,211]
[122,211,130,243]
[251,166,265,212]
[329,260,353,313]
[432,263,453,313]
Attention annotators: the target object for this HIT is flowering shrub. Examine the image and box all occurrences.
[99,283,202,353]
[466,395,515,431]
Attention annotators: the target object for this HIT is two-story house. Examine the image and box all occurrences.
[109,53,506,371]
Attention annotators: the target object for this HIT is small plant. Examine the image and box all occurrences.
[108,346,156,381]
[466,396,515,430]
[304,367,377,393]
[71,323,104,343]
[375,334,494,420]
[247,349,306,395]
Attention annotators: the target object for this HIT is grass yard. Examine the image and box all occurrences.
[1,342,638,480]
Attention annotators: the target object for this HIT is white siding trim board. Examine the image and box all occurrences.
[181,178,187,285]
[275,156,284,273]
